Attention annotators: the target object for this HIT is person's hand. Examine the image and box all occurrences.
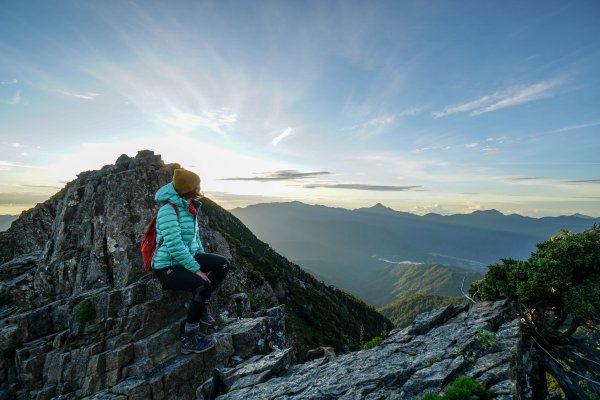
[196,269,211,283]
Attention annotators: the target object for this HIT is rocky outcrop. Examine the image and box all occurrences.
[0,150,390,399]
[210,300,525,400]
[0,199,61,265]
[1,150,530,400]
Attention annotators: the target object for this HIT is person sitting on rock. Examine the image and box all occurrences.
[152,168,230,354]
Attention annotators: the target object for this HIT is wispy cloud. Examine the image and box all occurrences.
[413,145,453,153]
[206,191,296,208]
[0,160,38,170]
[503,176,544,182]
[160,108,238,136]
[566,179,600,184]
[485,136,512,143]
[304,183,422,191]
[58,90,100,100]
[7,91,21,105]
[0,79,18,85]
[481,147,499,154]
[433,79,563,118]
[432,94,496,118]
[351,106,423,130]
[464,142,479,148]
[272,127,294,145]
[20,184,63,189]
[550,121,600,133]
[221,170,332,182]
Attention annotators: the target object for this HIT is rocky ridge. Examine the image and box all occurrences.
[0,150,390,399]
[203,300,529,400]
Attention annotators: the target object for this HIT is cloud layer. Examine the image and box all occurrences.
[304,183,421,191]
[221,170,332,182]
[433,79,562,118]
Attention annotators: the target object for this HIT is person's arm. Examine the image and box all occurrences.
[157,204,201,273]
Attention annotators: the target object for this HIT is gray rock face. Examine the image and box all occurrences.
[0,151,291,400]
[0,151,530,400]
[216,300,523,400]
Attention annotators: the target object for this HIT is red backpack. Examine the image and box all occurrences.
[141,202,178,272]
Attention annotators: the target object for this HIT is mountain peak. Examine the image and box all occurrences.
[471,209,505,217]
[356,202,398,215]
[372,202,390,210]
[572,213,594,219]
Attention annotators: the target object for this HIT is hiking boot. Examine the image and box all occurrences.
[200,310,216,326]
[199,304,216,326]
[181,332,216,354]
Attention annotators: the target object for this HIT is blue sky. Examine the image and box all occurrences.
[1,0,599,216]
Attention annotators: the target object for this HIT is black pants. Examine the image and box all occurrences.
[155,253,230,324]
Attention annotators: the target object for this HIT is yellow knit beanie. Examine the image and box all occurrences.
[173,169,200,194]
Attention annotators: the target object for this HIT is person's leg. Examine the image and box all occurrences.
[194,253,230,297]
[154,265,216,353]
[154,265,209,326]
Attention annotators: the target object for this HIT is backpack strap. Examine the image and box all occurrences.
[162,201,179,216]
[157,202,179,248]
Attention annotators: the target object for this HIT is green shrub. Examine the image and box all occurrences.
[469,227,600,398]
[423,376,494,400]
[58,335,80,352]
[74,299,94,324]
[0,287,11,306]
[362,336,382,350]
[0,331,16,354]
[474,329,496,350]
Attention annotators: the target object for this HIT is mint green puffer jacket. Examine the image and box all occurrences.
[152,182,205,272]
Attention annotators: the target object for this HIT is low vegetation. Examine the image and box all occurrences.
[423,376,494,400]
[74,299,94,324]
[470,226,600,399]
[379,293,465,329]
[0,287,10,306]
[362,336,382,350]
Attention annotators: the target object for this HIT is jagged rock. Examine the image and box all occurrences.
[223,293,252,319]
[0,150,440,399]
[218,305,287,359]
[196,348,293,399]
[0,200,59,265]
[217,300,521,400]
[0,250,42,281]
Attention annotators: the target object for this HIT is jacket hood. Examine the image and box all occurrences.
[154,182,184,204]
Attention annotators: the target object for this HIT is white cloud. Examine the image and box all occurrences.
[0,160,38,170]
[433,79,563,118]
[160,108,238,136]
[485,136,511,143]
[432,94,497,118]
[0,79,18,85]
[272,127,294,145]
[7,91,21,105]
[550,121,600,133]
[352,107,423,130]
[464,142,479,148]
[12,143,20,148]
[410,203,453,215]
[471,80,562,116]
[482,146,499,154]
[399,106,424,117]
[413,145,453,153]
[58,90,100,100]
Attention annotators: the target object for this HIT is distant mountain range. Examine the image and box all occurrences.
[231,202,598,306]
[0,215,18,232]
